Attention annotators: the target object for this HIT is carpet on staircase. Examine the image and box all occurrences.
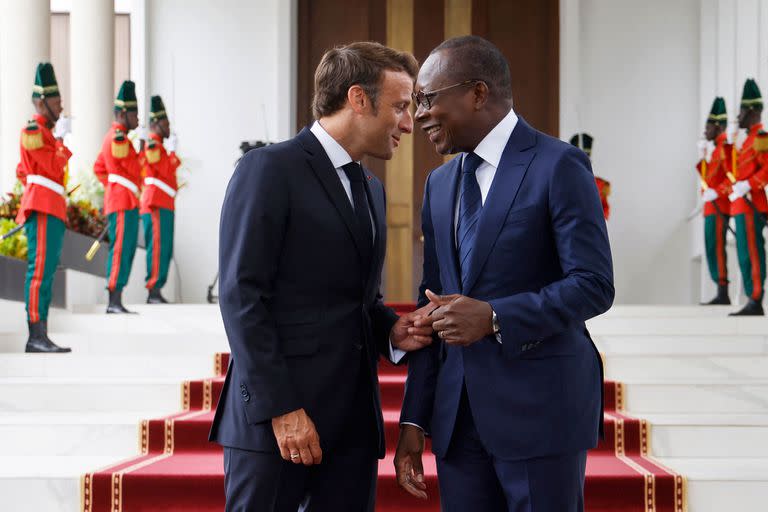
[82,307,686,512]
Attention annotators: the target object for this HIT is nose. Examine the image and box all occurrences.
[400,109,414,134]
[414,103,429,123]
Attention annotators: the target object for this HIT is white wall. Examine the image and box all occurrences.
[147,0,296,302]
[561,0,701,304]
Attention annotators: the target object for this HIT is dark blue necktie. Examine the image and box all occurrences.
[456,152,484,289]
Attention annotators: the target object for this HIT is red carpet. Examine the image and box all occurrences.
[82,307,686,511]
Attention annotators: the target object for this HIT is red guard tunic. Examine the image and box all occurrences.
[93,122,145,215]
[15,113,71,224]
[140,133,181,214]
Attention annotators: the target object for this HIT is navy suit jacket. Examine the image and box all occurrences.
[401,118,614,461]
[210,127,399,458]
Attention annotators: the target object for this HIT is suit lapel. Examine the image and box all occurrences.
[462,118,537,294]
[362,168,386,292]
[432,156,463,293]
[298,128,368,261]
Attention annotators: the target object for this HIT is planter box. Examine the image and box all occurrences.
[0,254,66,308]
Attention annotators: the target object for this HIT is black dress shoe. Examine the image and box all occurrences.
[728,299,764,316]
[701,284,731,305]
[25,321,71,353]
[106,289,137,314]
[146,287,169,304]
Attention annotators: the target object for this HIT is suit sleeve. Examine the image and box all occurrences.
[399,175,442,433]
[488,147,615,358]
[218,151,302,423]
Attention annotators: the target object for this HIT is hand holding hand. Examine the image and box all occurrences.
[426,289,494,347]
[394,424,427,500]
[391,302,437,352]
[271,408,322,466]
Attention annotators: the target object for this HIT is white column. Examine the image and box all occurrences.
[559,0,581,140]
[68,0,114,182]
[0,0,50,194]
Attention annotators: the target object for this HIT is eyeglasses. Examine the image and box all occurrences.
[412,80,481,110]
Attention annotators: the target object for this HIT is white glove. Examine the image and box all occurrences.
[134,126,149,141]
[697,139,709,160]
[702,187,719,202]
[729,180,751,201]
[165,133,178,153]
[53,116,72,139]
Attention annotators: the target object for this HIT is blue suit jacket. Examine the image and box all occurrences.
[210,128,399,458]
[401,118,614,461]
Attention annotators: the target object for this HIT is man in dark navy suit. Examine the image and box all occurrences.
[211,42,435,511]
[395,36,615,511]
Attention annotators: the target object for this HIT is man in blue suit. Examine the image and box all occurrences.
[395,36,614,511]
[211,42,436,511]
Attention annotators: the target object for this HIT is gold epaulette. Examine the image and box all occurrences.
[145,146,161,164]
[21,120,43,150]
[112,130,129,159]
[146,140,161,163]
[755,131,768,152]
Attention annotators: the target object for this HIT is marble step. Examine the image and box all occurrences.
[595,334,768,356]
[587,315,768,336]
[0,332,229,354]
[0,412,156,457]
[0,377,182,413]
[0,353,217,378]
[624,381,768,414]
[604,355,768,381]
[645,414,768,458]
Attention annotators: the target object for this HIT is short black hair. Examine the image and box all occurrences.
[431,36,512,100]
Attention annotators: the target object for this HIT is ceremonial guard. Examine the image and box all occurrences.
[727,79,768,316]
[93,80,144,314]
[570,133,611,219]
[697,97,732,305]
[140,95,179,304]
[16,63,72,352]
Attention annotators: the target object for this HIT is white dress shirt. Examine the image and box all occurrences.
[454,107,519,235]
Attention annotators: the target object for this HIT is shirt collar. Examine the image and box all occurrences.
[310,120,354,169]
[149,132,163,143]
[471,107,519,168]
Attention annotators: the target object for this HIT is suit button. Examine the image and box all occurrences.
[243,394,250,402]
[353,342,363,351]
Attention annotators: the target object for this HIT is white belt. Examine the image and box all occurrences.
[144,177,177,198]
[108,173,139,195]
[26,175,64,195]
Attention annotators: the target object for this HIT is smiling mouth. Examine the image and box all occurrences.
[424,125,440,135]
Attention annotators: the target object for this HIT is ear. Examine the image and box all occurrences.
[347,84,368,114]
[472,81,490,110]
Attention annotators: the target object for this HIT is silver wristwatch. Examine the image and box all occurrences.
[492,310,500,335]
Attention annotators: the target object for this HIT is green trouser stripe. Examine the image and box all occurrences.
[106,209,139,292]
[734,211,766,301]
[24,212,65,323]
[142,208,174,290]
[704,214,728,285]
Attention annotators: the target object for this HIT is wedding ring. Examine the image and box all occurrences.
[290,453,300,460]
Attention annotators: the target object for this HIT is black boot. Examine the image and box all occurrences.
[106,289,137,314]
[146,287,169,304]
[728,299,764,316]
[702,284,731,305]
[25,321,71,353]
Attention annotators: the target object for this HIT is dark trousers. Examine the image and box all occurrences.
[437,387,587,512]
[223,354,378,512]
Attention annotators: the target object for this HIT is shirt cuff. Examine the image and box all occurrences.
[389,337,407,364]
[400,422,424,431]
